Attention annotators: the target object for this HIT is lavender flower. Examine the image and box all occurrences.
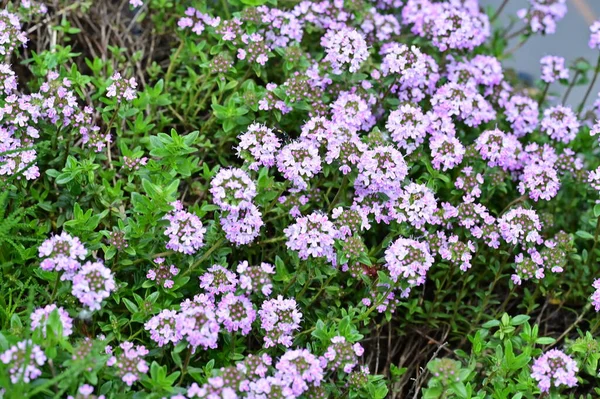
[236,123,282,170]
[498,207,543,246]
[540,105,580,143]
[216,293,256,335]
[210,167,257,211]
[531,349,578,393]
[146,257,179,289]
[177,305,220,351]
[322,336,363,373]
[199,265,238,295]
[277,140,322,190]
[384,238,434,287]
[540,55,569,83]
[591,279,600,311]
[386,104,428,154]
[106,72,138,103]
[67,384,106,399]
[38,232,87,280]
[221,201,264,246]
[71,261,116,311]
[259,296,302,348]
[284,212,338,264]
[30,304,73,338]
[504,94,539,137]
[275,349,324,396]
[144,309,182,347]
[237,261,275,296]
[0,11,27,56]
[590,20,600,49]
[321,27,368,74]
[106,342,149,386]
[163,201,206,254]
[0,340,46,383]
[430,133,465,171]
[355,145,408,199]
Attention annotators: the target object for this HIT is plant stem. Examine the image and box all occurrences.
[183,238,225,276]
[165,41,184,86]
[491,0,509,22]
[538,82,550,107]
[562,70,580,105]
[578,53,600,117]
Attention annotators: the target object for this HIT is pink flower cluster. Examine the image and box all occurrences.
[163,200,207,254]
[0,340,46,383]
[531,349,578,393]
[107,342,150,386]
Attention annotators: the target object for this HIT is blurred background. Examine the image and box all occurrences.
[480,0,600,108]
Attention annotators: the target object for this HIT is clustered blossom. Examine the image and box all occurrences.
[540,55,569,83]
[177,304,221,351]
[389,182,438,229]
[71,261,116,311]
[38,232,87,280]
[259,296,302,348]
[540,105,580,143]
[384,238,434,288]
[322,336,363,373]
[531,349,578,393]
[504,95,539,137]
[498,208,543,246]
[236,123,282,170]
[0,340,46,384]
[355,146,408,198]
[591,279,600,311]
[210,167,257,210]
[106,72,138,103]
[386,104,428,154]
[321,27,369,74]
[590,20,600,50]
[276,140,322,190]
[216,293,256,335]
[0,10,28,56]
[107,342,149,386]
[67,384,106,399]
[237,261,275,296]
[146,257,179,289]
[30,304,73,338]
[163,201,206,254]
[518,0,567,36]
[199,265,238,295]
[221,201,264,246]
[284,212,339,264]
[145,309,181,347]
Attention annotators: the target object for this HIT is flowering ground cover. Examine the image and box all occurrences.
[4,0,600,397]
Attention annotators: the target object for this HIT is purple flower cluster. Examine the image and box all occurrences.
[322,27,368,74]
[531,349,578,393]
[72,261,116,311]
[540,55,569,83]
[163,200,207,254]
[38,232,87,280]
[322,336,364,373]
[384,238,434,288]
[259,296,302,348]
[284,212,339,264]
[0,10,27,56]
[0,340,46,384]
[106,72,138,103]
[107,342,150,386]
[236,123,282,170]
[30,304,73,338]
[210,167,257,210]
[67,384,105,399]
[146,257,179,289]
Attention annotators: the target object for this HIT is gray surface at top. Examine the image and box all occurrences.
[480,0,600,108]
